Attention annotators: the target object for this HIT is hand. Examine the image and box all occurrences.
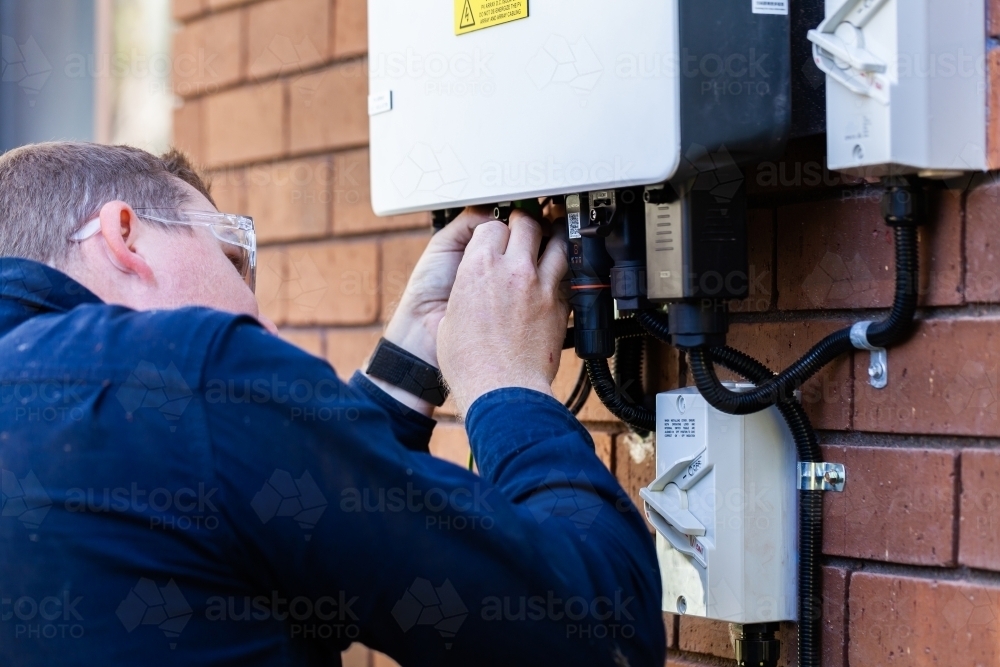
[369,208,493,415]
[438,210,569,414]
[382,207,495,366]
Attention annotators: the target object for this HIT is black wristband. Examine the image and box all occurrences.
[365,338,449,407]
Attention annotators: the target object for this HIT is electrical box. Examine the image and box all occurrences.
[640,387,797,623]
[368,0,791,216]
[809,0,987,175]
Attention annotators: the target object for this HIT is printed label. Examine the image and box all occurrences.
[568,212,581,239]
[455,0,529,35]
[752,0,788,15]
[663,418,696,439]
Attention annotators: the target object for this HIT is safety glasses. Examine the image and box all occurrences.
[70,209,257,293]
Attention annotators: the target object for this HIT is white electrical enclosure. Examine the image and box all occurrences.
[640,387,797,623]
[367,1,681,216]
[810,0,987,175]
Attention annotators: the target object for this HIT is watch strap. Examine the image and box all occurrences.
[366,338,449,407]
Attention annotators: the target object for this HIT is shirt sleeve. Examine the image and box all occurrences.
[202,320,665,667]
[348,371,435,454]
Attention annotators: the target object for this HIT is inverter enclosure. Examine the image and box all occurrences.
[368,0,791,216]
[640,387,798,623]
[810,0,987,175]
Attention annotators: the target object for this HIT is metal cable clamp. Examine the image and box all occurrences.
[851,321,887,389]
[797,462,846,492]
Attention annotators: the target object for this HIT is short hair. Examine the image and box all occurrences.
[0,142,216,265]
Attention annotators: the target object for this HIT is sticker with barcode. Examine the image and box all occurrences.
[568,212,582,239]
[752,0,788,15]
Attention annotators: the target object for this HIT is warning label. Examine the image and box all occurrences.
[455,0,529,36]
[663,418,696,439]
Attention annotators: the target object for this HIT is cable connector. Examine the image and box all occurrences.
[851,320,888,389]
[798,462,846,492]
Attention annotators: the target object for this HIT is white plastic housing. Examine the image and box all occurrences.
[813,0,986,175]
[367,0,681,216]
[641,387,797,623]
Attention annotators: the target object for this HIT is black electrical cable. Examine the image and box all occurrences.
[564,364,591,414]
[563,317,647,350]
[586,357,656,431]
[708,345,822,667]
[683,224,919,415]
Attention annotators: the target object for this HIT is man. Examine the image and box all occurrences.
[0,142,663,666]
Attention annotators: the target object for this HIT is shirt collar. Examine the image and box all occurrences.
[0,257,103,314]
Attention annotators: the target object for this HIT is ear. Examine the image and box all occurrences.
[98,201,154,281]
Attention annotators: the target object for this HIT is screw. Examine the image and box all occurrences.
[824,469,843,487]
[869,362,885,380]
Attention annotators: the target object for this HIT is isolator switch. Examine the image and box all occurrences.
[808,0,987,175]
[642,387,797,624]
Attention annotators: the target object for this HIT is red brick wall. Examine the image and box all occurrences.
[173,2,1000,665]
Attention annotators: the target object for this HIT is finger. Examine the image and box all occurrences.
[431,206,494,252]
[505,209,544,261]
[537,225,569,290]
[466,219,511,257]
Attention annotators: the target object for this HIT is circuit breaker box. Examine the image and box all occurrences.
[368,0,791,216]
[809,0,986,175]
[640,387,797,623]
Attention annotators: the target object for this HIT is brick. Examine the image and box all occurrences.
[380,233,429,321]
[207,0,247,9]
[282,240,379,325]
[289,62,368,153]
[678,616,733,659]
[255,246,286,325]
[730,208,774,314]
[207,167,245,213]
[324,327,381,379]
[614,430,655,521]
[849,573,1000,666]
[853,318,1000,436]
[989,49,1000,170]
[664,613,677,650]
[173,0,206,21]
[959,449,1000,571]
[551,349,617,424]
[245,158,331,243]
[172,11,242,97]
[821,444,957,566]
[992,1,1000,38]
[332,149,429,236]
[966,174,1000,302]
[592,431,613,471]
[429,422,471,468]
[279,329,324,358]
[247,0,329,80]
[776,193,962,310]
[205,81,285,167]
[333,0,367,58]
[341,643,370,667]
[663,653,723,667]
[722,321,853,430]
[822,566,850,667]
[172,100,203,166]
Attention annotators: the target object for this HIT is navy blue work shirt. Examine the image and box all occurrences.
[0,258,664,666]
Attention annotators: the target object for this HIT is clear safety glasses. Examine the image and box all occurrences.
[70,209,257,293]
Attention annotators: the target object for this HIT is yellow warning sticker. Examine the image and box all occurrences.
[455,0,528,35]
